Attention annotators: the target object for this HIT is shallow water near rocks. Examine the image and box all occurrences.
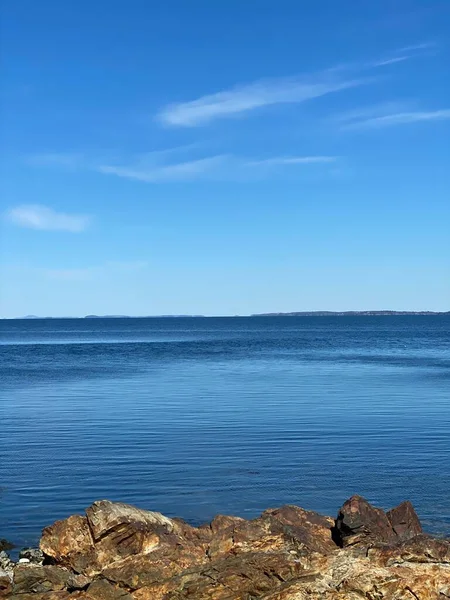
[1,315,449,549]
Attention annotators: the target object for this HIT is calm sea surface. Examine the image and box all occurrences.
[1,316,449,548]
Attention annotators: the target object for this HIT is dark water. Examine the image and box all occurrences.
[1,316,449,549]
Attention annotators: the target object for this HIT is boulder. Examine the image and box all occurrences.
[66,573,92,591]
[334,495,397,547]
[40,515,97,575]
[12,564,70,594]
[386,499,422,540]
[0,568,13,598]
[262,505,335,555]
[86,500,176,559]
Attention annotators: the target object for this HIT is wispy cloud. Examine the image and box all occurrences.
[157,74,369,127]
[156,43,435,128]
[97,155,227,183]
[96,153,338,183]
[338,106,450,130]
[246,156,337,167]
[397,42,436,53]
[371,56,412,67]
[5,205,91,232]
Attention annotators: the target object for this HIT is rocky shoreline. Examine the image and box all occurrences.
[1,495,449,599]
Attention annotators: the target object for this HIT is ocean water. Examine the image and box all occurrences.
[1,316,449,549]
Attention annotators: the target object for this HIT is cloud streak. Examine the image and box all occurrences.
[6,205,91,232]
[158,75,369,127]
[156,43,435,127]
[97,155,227,183]
[96,153,338,183]
[246,156,336,167]
[339,108,450,130]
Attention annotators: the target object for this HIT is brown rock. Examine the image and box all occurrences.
[333,495,397,547]
[207,505,334,561]
[85,501,190,570]
[20,497,450,600]
[134,551,309,600]
[369,533,450,566]
[66,573,92,590]
[386,500,422,540]
[12,564,70,594]
[7,593,73,600]
[0,569,13,597]
[262,505,335,555]
[85,579,133,600]
[40,515,97,575]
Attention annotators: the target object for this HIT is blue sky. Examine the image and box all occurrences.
[1,0,449,317]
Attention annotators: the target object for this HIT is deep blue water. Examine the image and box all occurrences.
[1,316,450,549]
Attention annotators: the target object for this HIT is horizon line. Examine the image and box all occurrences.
[2,310,449,320]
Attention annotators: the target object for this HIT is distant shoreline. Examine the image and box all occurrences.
[4,311,450,320]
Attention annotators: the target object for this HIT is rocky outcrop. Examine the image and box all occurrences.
[3,496,450,599]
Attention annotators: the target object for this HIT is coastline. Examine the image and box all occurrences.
[2,495,450,599]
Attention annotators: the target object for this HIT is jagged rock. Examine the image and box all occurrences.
[262,505,335,554]
[0,552,13,572]
[86,500,177,559]
[333,494,422,548]
[133,551,309,600]
[84,579,133,600]
[40,515,97,575]
[12,564,70,594]
[368,532,450,566]
[19,549,45,565]
[66,573,91,591]
[16,497,450,599]
[0,568,13,598]
[386,499,423,540]
[207,505,334,561]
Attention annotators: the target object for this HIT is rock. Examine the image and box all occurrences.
[16,497,450,599]
[333,495,397,547]
[0,540,14,553]
[7,594,73,600]
[85,579,133,600]
[207,505,334,561]
[12,564,70,594]
[133,551,309,600]
[86,500,177,564]
[66,573,92,591]
[368,532,450,566]
[40,515,98,575]
[262,505,335,554]
[386,499,423,540]
[20,548,45,565]
[0,551,13,572]
[0,568,13,597]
